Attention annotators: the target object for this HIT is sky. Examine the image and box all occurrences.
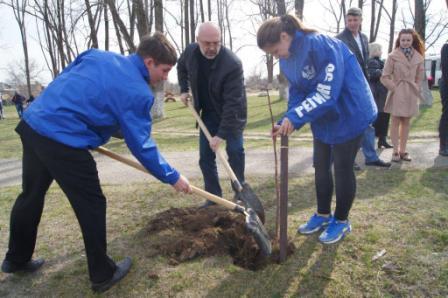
[0,0,446,86]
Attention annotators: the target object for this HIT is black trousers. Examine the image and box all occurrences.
[4,121,116,283]
[313,134,362,221]
[373,112,390,138]
[439,80,448,142]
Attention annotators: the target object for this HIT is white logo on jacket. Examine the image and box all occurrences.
[295,63,335,118]
[302,65,316,80]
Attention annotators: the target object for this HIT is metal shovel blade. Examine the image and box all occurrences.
[234,182,266,224]
[244,208,272,256]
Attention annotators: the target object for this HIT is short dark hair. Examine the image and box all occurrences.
[137,32,177,65]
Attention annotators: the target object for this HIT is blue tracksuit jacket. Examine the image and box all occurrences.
[281,31,377,144]
[23,49,179,185]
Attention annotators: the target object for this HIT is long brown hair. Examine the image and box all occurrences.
[257,15,317,49]
[394,29,425,56]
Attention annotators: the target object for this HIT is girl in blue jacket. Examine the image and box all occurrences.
[257,15,377,244]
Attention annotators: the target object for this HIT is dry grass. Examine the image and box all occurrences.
[0,169,447,297]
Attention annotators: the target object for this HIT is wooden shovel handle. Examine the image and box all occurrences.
[186,100,243,191]
[94,146,238,210]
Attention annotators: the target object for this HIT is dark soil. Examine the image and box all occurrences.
[143,206,295,270]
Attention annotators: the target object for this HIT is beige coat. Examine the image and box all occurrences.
[380,48,424,117]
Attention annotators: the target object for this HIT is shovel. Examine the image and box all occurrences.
[95,146,272,256]
[185,100,266,223]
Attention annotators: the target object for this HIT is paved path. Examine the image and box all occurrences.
[1,138,447,188]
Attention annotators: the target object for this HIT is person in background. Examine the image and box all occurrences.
[381,29,425,162]
[177,22,247,207]
[336,7,391,169]
[257,15,377,244]
[367,43,393,149]
[0,96,4,119]
[11,92,25,119]
[1,32,191,293]
[439,41,448,156]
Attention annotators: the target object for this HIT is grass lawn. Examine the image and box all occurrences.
[0,91,442,159]
[0,169,447,296]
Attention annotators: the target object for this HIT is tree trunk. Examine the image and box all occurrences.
[154,0,163,32]
[414,0,425,40]
[199,0,205,22]
[104,2,109,50]
[85,0,99,48]
[224,0,232,50]
[295,0,304,20]
[135,0,150,37]
[184,0,190,45]
[107,0,136,53]
[152,0,165,120]
[420,72,433,107]
[190,0,195,42]
[276,0,287,100]
[276,0,286,14]
[267,54,273,84]
[388,0,397,53]
[369,0,375,42]
[11,0,32,96]
[208,0,211,21]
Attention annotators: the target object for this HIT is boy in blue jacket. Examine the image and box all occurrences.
[1,32,191,293]
[257,15,377,244]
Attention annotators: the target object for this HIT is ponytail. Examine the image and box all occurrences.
[257,15,317,49]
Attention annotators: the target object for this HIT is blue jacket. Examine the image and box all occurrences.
[23,49,179,185]
[280,31,377,144]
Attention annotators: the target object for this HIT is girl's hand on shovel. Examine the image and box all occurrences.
[173,175,192,194]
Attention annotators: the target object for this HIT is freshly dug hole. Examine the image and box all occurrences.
[143,206,295,270]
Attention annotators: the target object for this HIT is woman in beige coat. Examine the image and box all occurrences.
[381,29,425,162]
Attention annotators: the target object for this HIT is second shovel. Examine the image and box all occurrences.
[186,100,265,223]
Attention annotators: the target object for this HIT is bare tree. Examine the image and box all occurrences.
[104,1,109,50]
[106,0,136,52]
[6,59,44,96]
[295,0,304,20]
[8,0,32,96]
[414,0,425,40]
[190,0,195,42]
[381,0,398,53]
[369,0,384,42]
[320,0,347,34]
[85,0,98,48]
[152,0,165,119]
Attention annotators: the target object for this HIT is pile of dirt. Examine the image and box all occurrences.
[144,206,295,270]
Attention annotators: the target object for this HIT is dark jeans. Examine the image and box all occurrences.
[15,104,23,118]
[4,121,116,283]
[313,134,363,221]
[373,112,390,138]
[199,112,245,197]
[439,80,448,141]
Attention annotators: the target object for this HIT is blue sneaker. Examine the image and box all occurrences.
[319,218,351,244]
[297,213,332,235]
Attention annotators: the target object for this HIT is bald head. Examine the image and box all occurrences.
[196,22,221,59]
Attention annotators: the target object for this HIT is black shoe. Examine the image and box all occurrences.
[440,148,448,156]
[198,200,217,209]
[378,138,393,149]
[365,159,391,168]
[1,258,45,273]
[91,257,132,293]
[353,162,361,171]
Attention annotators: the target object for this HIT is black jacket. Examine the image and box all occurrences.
[177,43,247,139]
[367,57,388,112]
[336,28,369,78]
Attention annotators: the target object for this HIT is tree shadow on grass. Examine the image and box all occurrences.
[419,167,448,196]
[355,167,408,201]
[204,235,338,297]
